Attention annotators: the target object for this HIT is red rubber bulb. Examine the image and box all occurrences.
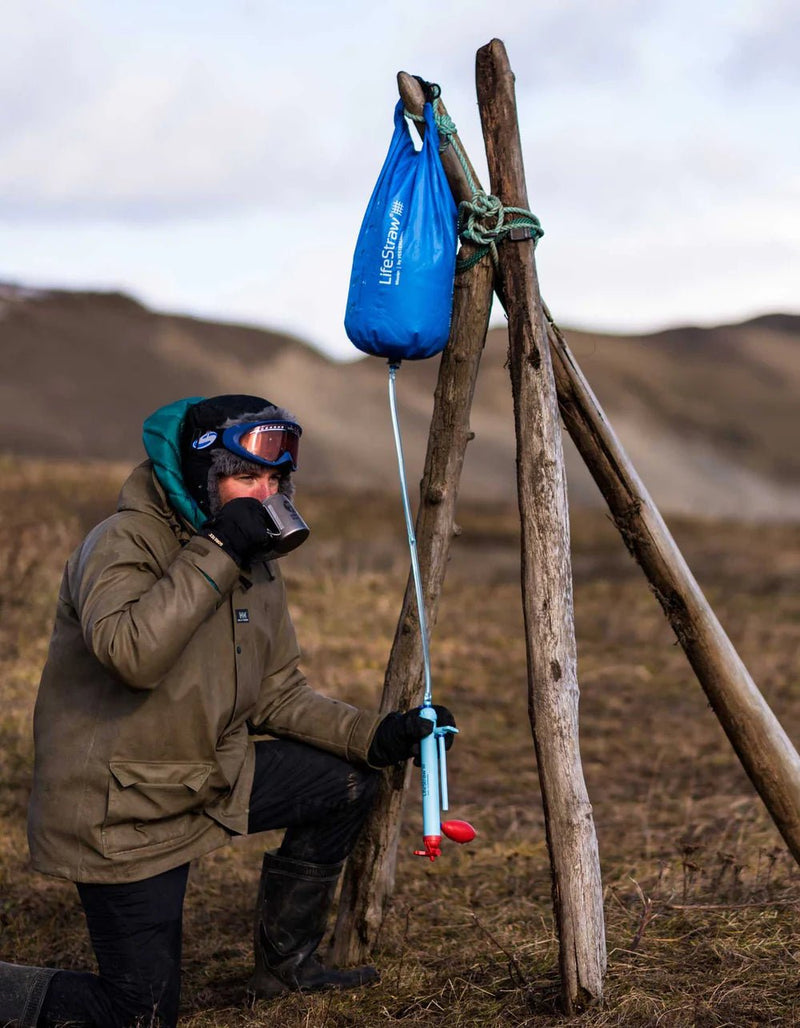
[441,820,476,844]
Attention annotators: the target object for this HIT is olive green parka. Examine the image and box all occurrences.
[27,400,381,883]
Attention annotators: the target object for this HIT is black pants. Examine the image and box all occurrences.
[39,740,378,1028]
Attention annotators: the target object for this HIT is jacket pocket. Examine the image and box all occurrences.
[102,760,214,857]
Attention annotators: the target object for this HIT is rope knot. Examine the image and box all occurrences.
[456,193,543,272]
[403,100,457,153]
[459,192,505,247]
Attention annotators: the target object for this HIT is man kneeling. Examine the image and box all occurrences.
[1,394,454,1028]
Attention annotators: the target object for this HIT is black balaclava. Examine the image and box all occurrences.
[180,394,298,517]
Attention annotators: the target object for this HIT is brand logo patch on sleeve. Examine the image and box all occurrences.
[235,609,250,624]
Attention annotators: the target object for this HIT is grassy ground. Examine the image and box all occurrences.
[2,457,800,1026]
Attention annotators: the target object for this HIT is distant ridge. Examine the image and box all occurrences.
[2,283,799,519]
[741,313,800,334]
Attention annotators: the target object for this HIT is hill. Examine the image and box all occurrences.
[1,283,799,518]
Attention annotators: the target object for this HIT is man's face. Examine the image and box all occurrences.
[217,467,283,507]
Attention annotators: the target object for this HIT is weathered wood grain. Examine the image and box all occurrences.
[475,38,606,1012]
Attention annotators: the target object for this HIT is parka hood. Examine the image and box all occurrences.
[142,396,206,531]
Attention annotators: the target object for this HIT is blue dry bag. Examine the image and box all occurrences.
[344,100,458,362]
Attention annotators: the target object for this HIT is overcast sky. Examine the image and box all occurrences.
[2,0,798,360]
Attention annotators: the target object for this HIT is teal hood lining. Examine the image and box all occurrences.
[142,397,206,532]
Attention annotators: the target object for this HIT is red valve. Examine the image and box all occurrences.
[413,835,442,861]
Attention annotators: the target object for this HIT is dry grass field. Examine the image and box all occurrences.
[2,456,800,1026]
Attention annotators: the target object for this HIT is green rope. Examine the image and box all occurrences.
[404,95,543,273]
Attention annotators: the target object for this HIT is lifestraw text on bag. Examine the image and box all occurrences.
[379,200,405,286]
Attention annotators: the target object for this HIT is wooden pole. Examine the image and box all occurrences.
[546,311,800,862]
[330,78,495,965]
[476,39,606,1012]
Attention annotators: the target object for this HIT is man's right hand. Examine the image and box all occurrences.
[199,497,271,567]
[367,705,457,767]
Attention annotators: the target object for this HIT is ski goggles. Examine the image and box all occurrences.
[220,421,302,471]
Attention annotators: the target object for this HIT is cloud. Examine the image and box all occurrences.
[723,0,800,87]
[0,59,373,222]
[0,3,98,136]
[1,0,798,359]
[0,1,663,224]
[0,2,395,222]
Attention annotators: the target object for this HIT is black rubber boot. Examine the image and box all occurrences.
[0,961,59,1027]
[246,851,379,1000]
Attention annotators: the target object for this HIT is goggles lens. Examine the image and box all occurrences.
[222,421,301,470]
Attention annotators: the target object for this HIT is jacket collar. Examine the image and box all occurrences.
[117,462,195,544]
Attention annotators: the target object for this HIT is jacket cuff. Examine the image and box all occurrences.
[347,710,384,765]
[183,536,241,594]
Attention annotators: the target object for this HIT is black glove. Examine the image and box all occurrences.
[199,497,271,567]
[368,705,456,768]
